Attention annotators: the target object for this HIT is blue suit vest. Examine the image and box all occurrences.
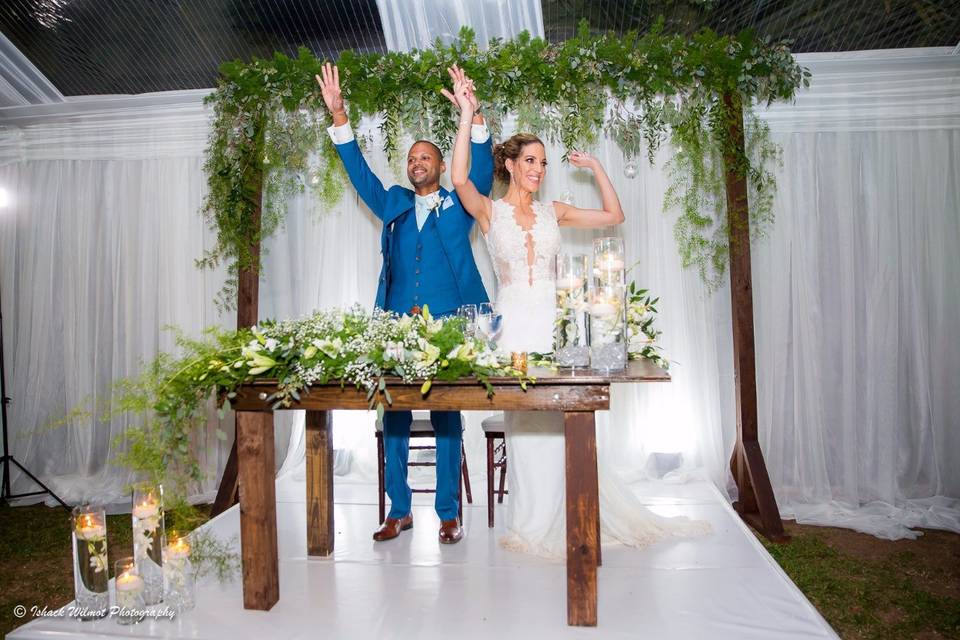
[385,211,461,315]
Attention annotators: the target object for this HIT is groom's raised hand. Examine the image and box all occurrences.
[441,65,484,124]
[315,62,348,126]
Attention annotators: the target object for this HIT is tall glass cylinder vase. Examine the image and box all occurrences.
[163,534,196,612]
[132,483,165,605]
[71,505,109,620]
[588,286,628,371]
[554,254,590,367]
[592,237,626,288]
[590,237,627,371]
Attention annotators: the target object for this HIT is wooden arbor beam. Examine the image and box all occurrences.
[211,129,265,518]
[722,91,788,543]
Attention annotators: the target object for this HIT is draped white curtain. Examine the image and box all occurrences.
[376,0,544,51]
[0,44,957,538]
[753,48,960,537]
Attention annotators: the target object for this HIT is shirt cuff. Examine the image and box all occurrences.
[470,123,490,144]
[327,122,355,145]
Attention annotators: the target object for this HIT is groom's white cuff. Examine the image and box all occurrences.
[470,124,490,144]
[327,122,490,145]
[327,122,355,145]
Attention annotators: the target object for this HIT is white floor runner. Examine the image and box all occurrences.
[10,468,837,639]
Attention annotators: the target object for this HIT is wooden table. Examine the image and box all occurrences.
[231,360,670,626]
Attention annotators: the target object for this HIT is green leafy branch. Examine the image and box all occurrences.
[201,21,809,305]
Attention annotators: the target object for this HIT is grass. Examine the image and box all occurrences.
[2,504,959,639]
[0,504,144,636]
[759,525,960,639]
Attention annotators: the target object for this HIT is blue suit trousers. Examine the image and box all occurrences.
[383,410,461,521]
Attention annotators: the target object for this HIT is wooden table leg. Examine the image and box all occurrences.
[237,411,279,610]
[564,411,600,627]
[306,410,335,556]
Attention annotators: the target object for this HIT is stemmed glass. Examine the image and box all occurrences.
[477,302,503,350]
[458,304,478,339]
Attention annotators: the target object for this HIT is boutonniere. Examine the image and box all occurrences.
[426,192,443,218]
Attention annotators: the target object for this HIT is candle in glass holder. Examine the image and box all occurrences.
[555,275,584,290]
[554,254,591,367]
[589,300,618,317]
[511,351,528,374]
[71,505,109,620]
[163,534,196,612]
[167,536,191,560]
[595,253,625,272]
[132,483,165,605]
[588,286,627,371]
[114,558,145,625]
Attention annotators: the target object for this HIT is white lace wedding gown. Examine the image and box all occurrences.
[484,197,710,558]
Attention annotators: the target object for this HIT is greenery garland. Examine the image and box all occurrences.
[199,21,808,302]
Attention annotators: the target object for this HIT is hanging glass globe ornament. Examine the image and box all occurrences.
[560,190,574,205]
[623,161,638,180]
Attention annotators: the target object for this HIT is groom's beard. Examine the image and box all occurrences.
[407,170,440,190]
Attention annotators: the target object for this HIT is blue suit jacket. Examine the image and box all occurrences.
[334,137,494,311]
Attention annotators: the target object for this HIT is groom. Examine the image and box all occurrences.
[316,63,492,544]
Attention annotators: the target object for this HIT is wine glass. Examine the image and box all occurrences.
[477,302,503,349]
[458,304,478,339]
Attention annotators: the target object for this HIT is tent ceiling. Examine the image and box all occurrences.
[0,0,957,98]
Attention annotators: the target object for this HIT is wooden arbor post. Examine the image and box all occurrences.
[721,92,788,542]
[211,119,266,517]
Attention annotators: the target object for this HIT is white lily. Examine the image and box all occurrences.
[384,341,406,363]
[315,337,343,358]
[416,338,441,366]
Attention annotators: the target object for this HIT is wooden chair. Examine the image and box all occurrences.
[375,412,472,524]
[481,414,508,527]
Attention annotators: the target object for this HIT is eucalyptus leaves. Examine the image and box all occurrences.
[201,22,808,304]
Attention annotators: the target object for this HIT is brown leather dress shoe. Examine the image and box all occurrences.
[438,518,463,544]
[372,514,413,541]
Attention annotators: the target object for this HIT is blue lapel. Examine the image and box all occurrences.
[384,188,415,227]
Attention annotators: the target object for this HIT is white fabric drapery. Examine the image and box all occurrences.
[753,48,960,538]
[0,46,957,538]
[376,0,544,51]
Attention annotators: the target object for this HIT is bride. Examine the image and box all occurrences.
[447,67,709,557]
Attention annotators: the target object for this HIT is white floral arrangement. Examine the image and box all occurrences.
[212,304,526,423]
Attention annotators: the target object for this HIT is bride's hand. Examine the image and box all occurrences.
[567,151,600,170]
[441,65,479,114]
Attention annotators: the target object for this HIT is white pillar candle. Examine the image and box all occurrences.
[166,538,191,560]
[76,517,106,541]
[116,572,144,593]
[132,501,159,520]
[555,276,585,290]
[590,302,617,317]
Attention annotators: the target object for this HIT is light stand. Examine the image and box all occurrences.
[0,279,70,510]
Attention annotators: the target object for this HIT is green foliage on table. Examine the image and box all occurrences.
[626,282,669,370]
[201,21,809,305]
[104,307,528,501]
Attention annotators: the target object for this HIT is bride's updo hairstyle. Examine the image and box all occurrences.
[493,133,544,183]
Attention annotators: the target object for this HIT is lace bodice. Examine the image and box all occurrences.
[484,198,560,289]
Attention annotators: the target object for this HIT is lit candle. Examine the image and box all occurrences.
[590,302,617,317]
[132,499,159,520]
[555,276,584,290]
[76,515,106,540]
[116,571,144,593]
[166,537,191,560]
[596,253,625,271]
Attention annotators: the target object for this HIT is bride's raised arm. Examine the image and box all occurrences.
[554,151,625,228]
[445,67,493,233]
